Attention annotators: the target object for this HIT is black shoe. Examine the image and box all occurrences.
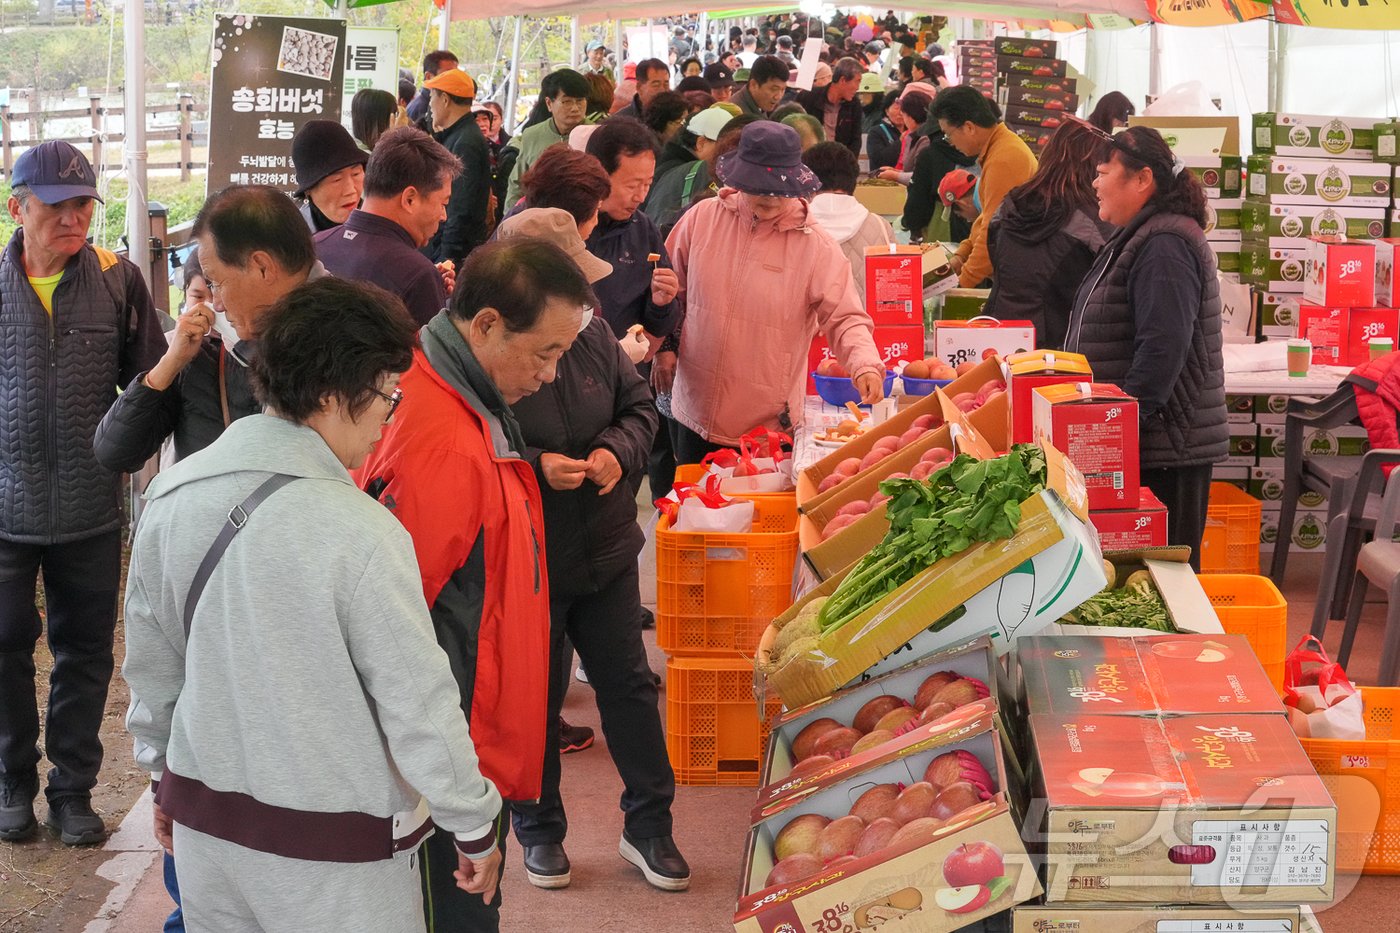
[559,719,595,754]
[45,796,106,846]
[639,607,655,630]
[0,778,37,842]
[524,843,571,889]
[619,832,690,891]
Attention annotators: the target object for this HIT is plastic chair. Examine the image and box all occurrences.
[1270,385,1364,611]
[1338,470,1400,686]
[1310,450,1400,650]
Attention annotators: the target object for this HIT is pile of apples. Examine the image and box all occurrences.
[783,671,992,777]
[949,379,1007,414]
[820,445,959,540]
[814,414,944,496]
[901,358,962,381]
[814,358,851,378]
[764,746,999,889]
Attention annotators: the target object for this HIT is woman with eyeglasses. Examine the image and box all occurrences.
[123,277,504,931]
[1064,125,1227,570]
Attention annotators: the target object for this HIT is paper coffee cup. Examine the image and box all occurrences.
[1371,336,1394,360]
[1287,338,1311,377]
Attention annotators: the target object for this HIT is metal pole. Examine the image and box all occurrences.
[570,15,579,69]
[1270,21,1288,112]
[1147,23,1162,102]
[123,0,150,289]
[614,18,623,64]
[504,15,523,133]
[438,0,451,51]
[333,0,347,19]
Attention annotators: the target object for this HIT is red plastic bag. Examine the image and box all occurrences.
[1283,635,1365,740]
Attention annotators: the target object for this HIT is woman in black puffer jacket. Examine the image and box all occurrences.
[984,119,1116,349]
[1064,125,1227,569]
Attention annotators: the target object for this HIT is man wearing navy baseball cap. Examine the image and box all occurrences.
[0,140,166,847]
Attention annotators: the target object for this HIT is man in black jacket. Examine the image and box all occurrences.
[498,209,688,894]
[424,68,492,266]
[408,49,458,131]
[612,58,670,123]
[0,142,167,845]
[796,57,864,156]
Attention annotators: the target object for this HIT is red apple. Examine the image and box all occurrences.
[889,816,945,848]
[812,726,862,759]
[787,754,836,781]
[914,671,961,708]
[850,728,895,755]
[853,695,907,733]
[934,883,991,915]
[930,781,984,821]
[942,841,1004,887]
[873,706,920,735]
[834,457,863,477]
[817,815,865,863]
[791,718,842,761]
[853,817,901,857]
[817,473,843,494]
[835,499,872,520]
[765,852,823,888]
[774,813,829,860]
[850,783,901,824]
[891,781,938,825]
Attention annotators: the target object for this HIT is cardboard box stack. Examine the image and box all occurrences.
[992,37,1073,156]
[1010,633,1336,924]
[1246,112,1392,341]
[956,38,996,98]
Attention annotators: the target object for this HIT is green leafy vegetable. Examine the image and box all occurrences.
[816,445,1049,634]
[1059,573,1176,631]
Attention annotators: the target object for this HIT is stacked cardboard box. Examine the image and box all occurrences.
[1245,112,1391,340]
[992,37,1072,156]
[956,38,996,98]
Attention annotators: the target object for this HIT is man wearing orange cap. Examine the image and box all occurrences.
[425,67,492,265]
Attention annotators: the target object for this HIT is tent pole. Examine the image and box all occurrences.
[438,0,451,50]
[123,0,149,289]
[1269,21,1287,112]
[1147,23,1162,102]
[614,18,623,62]
[570,15,579,69]
[505,15,523,133]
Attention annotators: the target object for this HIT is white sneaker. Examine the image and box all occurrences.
[575,666,589,684]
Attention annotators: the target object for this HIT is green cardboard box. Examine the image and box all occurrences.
[1241,243,1306,292]
[1253,112,1377,159]
[1185,156,1242,199]
[1210,243,1241,274]
[1240,197,1387,246]
[1246,155,1392,206]
[1205,198,1242,238]
[1258,291,1302,329]
[937,287,990,321]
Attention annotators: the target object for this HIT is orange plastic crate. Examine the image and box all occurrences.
[1196,574,1288,691]
[1298,686,1400,874]
[665,656,782,785]
[655,495,798,657]
[1199,482,1262,574]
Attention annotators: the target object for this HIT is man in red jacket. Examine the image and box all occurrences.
[356,238,595,933]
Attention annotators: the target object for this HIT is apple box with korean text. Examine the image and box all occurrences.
[1304,236,1376,306]
[1089,487,1167,551]
[1003,349,1093,446]
[1031,382,1139,511]
[933,317,1034,370]
[1298,305,1400,366]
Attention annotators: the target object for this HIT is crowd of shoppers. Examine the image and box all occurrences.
[0,18,1226,933]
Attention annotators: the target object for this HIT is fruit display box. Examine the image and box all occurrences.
[853,181,906,217]
[1258,421,1370,460]
[1241,198,1386,246]
[1256,291,1303,333]
[1245,155,1392,207]
[996,55,1067,78]
[1253,112,1377,160]
[1204,197,1242,238]
[999,84,1078,112]
[1027,711,1337,904]
[1304,237,1376,307]
[796,392,1008,580]
[736,715,1042,932]
[757,637,1005,805]
[1298,305,1400,366]
[1003,104,1069,131]
[1004,350,1094,446]
[1012,904,1302,931]
[932,319,1035,369]
[1373,237,1400,307]
[1087,487,1167,552]
[993,36,1058,58]
[1184,156,1243,199]
[1016,633,1282,719]
[1241,243,1306,292]
[761,463,1104,710]
[1031,382,1139,512]
[1047,551,1226,639]
[999,74,1077,94]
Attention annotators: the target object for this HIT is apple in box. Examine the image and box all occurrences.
[1030,382,1140,511]
[1303,236,1375,307]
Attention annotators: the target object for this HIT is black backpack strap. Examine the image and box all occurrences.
[182,474,299,640]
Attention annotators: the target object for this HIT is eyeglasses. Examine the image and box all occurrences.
[369,386,403,422]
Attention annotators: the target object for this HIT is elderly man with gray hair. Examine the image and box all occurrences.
[796,57,867,156]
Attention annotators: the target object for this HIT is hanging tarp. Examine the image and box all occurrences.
[1274,0,1400,29]
[1151,0,1270,26]
[456,0,1161,21]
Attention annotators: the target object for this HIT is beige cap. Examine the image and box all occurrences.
[497,208,613,284]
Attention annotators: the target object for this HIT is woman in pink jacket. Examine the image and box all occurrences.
[663,121,885,462]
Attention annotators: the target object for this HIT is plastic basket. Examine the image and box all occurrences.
[1195,574,1288,691]
[671,464,795,503]
[812,371,896,407]
[1199,483,1263,574]
[656,495,798,656]
[1298,686,1400,874]
[665,656,782,785]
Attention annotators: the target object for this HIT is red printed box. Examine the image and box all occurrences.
[932,319,1035,370]
[1304,237,1375,307]
[1090,487,1168,551]
[1032,382,1139,511]
[863,244,924,325]
[807,325,922,393]
[1374,238,1400,307]
[1004,349,1093,446]
[1298,305,1400,365]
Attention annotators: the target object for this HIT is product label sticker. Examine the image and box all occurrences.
[1190,819,1331,888]
[1156,922,1296,932]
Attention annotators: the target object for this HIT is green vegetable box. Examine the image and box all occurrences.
[1046,550,1225,639]
[760,445,1105,710]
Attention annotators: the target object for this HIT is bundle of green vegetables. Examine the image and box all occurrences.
[814,445,1049,635]
[1059,565,1177,632]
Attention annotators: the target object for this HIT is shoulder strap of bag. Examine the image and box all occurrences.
[680,161,704,206]
[182,474,299,639]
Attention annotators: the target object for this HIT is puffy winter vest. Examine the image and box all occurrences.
[1067,208,1228,469]
[1348,352,1400,476]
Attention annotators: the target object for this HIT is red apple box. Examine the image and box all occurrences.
[864,244,924,326]
[1031,382,1140,511]
[1090,486,1168,551]
[1304,237,1375,307]
[1299,305,1400,366]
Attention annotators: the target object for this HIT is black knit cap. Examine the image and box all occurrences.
[291,120,368,196]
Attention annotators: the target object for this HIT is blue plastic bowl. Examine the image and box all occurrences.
[901,375,955,397]
[812,371,896,407]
